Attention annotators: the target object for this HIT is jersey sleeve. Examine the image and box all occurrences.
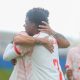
[3,42,32,61]
[3,43,20,61]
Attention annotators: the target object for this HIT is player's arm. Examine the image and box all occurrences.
[38,21,70,48]
[14,33,36,45]
[14,32,51,45]
[14,32,54,53]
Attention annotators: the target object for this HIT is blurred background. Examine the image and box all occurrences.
[0,0,80,80]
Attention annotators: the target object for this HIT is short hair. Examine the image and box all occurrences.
[26,8,49,26]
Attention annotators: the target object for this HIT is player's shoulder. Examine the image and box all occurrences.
[15,31,28,36]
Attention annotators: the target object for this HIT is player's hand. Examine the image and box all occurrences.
[43,37,54,53]
[36,37,54,53]
[38,21,53,35]
[11,59,17,65]
[13,32,36,46]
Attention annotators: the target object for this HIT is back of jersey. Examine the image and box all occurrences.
[31,32,64,80]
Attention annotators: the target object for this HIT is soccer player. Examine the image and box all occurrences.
[65,45,80,80]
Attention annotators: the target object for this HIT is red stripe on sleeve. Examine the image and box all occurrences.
[14,44,21,55]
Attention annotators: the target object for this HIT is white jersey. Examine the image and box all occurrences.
[31,32,65,80]
[3,32,65,80]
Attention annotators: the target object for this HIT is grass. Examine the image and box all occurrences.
[0,69,12,80]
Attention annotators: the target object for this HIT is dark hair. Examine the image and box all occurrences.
[26,8,49,26]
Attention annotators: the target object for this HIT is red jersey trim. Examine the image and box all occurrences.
[14,44,21,55]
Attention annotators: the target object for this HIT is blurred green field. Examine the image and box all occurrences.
[0,69,12,80]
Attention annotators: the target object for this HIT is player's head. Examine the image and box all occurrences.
[24,7,49,36]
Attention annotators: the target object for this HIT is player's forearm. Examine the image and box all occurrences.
[14,35,36,45]
[51,31,70,48]
[14,33,54,53]
[34,38,47,45]
[14,35,49,46]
